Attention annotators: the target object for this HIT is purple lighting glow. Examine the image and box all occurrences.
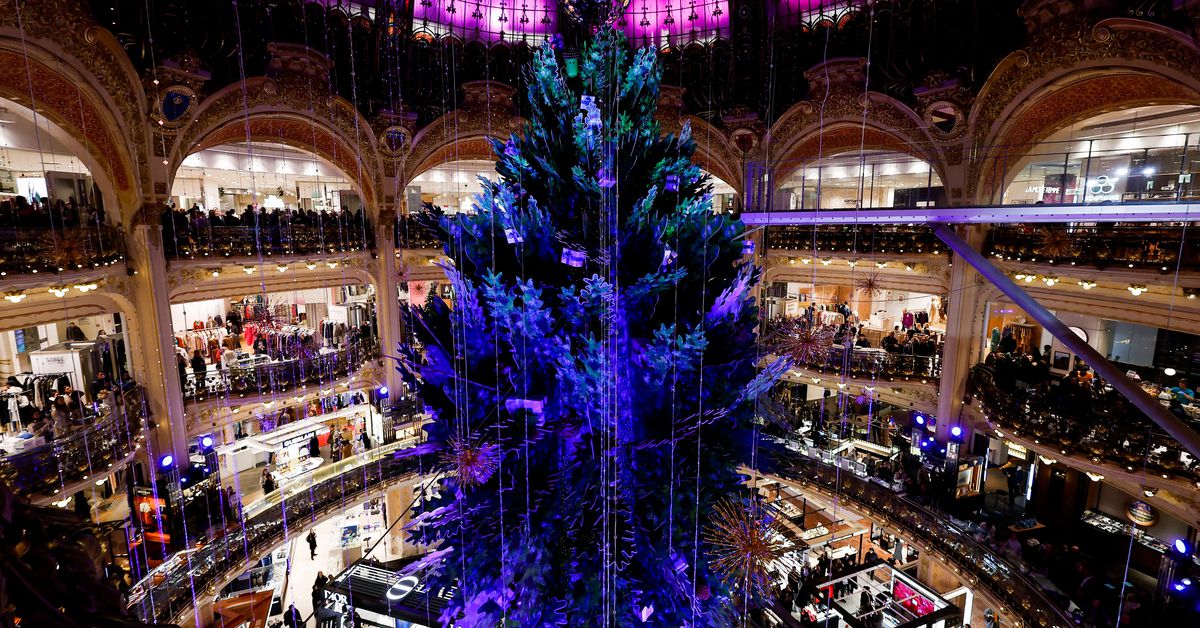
[414,0,559,42]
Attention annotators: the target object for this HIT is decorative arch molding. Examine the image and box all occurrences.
[401,108,524,186]
[170,77,380,212]
[0,35,141,213]
[0,292,129,334]
[763,266,950,295]
[166,267,374,303]
[977,284,1200,338]
[766,95,946,187]
[969,17,1200,201]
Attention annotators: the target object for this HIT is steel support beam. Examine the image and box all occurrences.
[743,202,1200,226]
[932,223,1200,461]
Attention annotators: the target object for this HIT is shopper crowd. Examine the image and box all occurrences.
[160,203,372,258]
[0,195,106,230]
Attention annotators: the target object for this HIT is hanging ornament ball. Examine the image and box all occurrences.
[560,0,630,28]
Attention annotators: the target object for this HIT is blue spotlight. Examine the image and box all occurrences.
[915,415,925,426]
[950,425,963,438]
[200,435,214,449]
[378,385,389,398]
[159,454,174,469]
[1174,538,1192,555]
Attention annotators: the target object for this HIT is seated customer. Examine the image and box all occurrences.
[1170,378,1196,405]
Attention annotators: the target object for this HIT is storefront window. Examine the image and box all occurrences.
[999,105,1200,204]
[779,151,943,210]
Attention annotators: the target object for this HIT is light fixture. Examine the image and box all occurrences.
[1042,276,1057,286]
[1186,288,1199,300]
[243,265,255,274]
[4,291,26,303]
[836,383,846,389]
[1085,472,1104,482]
[1174,539,1192,556]
[200,435,215,449]
[864,386,875,392]
[1142,486,1159,497]
[1165,367,1178,377]
[914,415,925,426]
[159,454,174,469]
[1023,274,1035,283]
[847,259,859,268]
[48,286,69,297]
[1143,167,1156,176]
[876,261,887,269]
[74,282,98,292]
[1128,284,1148,296]
[305,261,317,270]
[801,257,811,265]
[264,401,274,408]
[788,257,796,265]
[277,264,289,273]
[811,377,820,384]
[327,260,340,269]
[378,385,390,398]
[904,262,915,272]
[1037,455,1057,465]
[1078,279,1097,290]
[820,258,832,266]
[210,269,221,278]
[1013,272,1027,281]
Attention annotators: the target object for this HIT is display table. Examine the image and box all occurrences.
[277,456,323,482]
[0,434,45,457]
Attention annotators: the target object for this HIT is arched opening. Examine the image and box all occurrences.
[0,96,123,275]
[778,150,944,210]
[995,105,1200,205]
[165,141,372,260]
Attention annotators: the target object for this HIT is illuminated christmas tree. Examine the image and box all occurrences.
[401,29,780,626]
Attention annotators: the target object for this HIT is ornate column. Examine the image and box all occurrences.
[935,225,985,436]
[127,203,190,470]
[374,208,405,397]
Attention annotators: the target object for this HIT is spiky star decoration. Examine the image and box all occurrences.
[37,229,91,269]
[1039,227,1073,260]
[856,273,883,297]
[443,438,500,488]
[770,320,835,364]
[704,499,786,600]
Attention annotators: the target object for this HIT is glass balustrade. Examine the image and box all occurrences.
[183,341,379,403]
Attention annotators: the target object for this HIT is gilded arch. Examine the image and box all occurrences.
[969,18,1200,202]
[0,32,143,216]
[170,76,381,216]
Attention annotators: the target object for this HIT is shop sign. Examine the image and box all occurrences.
[386,575,420,602]
[1126,499,1158,527]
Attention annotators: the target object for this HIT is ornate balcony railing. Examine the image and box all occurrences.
[986,222,1200,271]
[183,341,380,403]
[162,216,374,260]
[0,386,146,500]
[0,225,126,276]
[968,364,1200,485]
[784,344,941,384]
[395,215,441,250]
[763,225,946,255]
[125,442,428,626]
[765,441,1076,628]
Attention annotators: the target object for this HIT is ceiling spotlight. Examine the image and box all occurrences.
[1013,272,1027,281]
[1023,274,1036,283]
[243,265,255,274]
[48,286,69,297]
[305,261,317,270]
[4,291,26,303]
[326,260,340,269]
[1042,276,1058,286]
[210,269,221,278]
[1165,367,1178,377]
[277,264,289,273]
[820,258,832,266]
[1128,284,1148,296]
[1078,279,1097,290]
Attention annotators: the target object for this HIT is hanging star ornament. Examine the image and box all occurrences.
[704,499,786,599]
[771,320,835,364]
[37,228,92,270]
[1039,226,1073,260]
[443,438,500,488]
[856,273,883,297]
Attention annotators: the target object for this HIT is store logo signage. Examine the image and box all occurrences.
[1126,499,1158,527]
[386,575,420,601]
